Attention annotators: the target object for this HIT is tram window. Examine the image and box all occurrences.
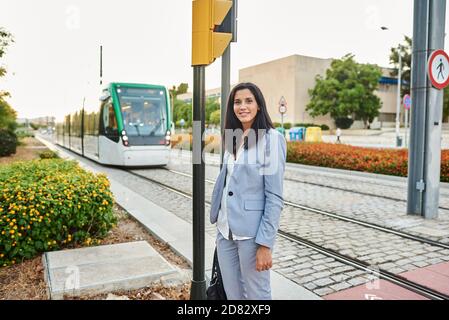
[101,100,119,142]
[117,87,167,138]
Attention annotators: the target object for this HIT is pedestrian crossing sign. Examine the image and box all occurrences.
[428,49,449,90]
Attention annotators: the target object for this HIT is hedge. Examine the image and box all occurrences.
[287,142,449,182]
[0,129,18,157]
[0,159,116,266]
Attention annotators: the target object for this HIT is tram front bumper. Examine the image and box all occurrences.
[123,147,169,166]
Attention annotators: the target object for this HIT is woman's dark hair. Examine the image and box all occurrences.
[223,82,274,156]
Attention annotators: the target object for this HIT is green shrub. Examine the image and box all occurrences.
[293,123,330,131]
[39,150,59,159]
[335,118,354,129]
[0,159,116,267]
[0,129,18,157]
[283,123,292,130]
[15,130,34,139]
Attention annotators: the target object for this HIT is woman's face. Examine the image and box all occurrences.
[233,89,259,128]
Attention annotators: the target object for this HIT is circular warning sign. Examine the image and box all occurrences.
[279,96,287,114]
[428,49,449,90]
[403,94,411,110]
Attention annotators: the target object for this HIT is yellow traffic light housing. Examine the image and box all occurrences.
[192,0,233,66]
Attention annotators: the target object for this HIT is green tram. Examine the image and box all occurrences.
[56,82,171,166]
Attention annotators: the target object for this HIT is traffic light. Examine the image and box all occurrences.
[192,0,233,66]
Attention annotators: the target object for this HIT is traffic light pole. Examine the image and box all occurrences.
[191,65,207,300]
[408,0,445,219]
[220,46,231,167]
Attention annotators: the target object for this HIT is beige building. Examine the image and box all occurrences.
[179,54,403,129]
[239,54,402,129]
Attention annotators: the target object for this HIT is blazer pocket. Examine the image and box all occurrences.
[244,200,265,211]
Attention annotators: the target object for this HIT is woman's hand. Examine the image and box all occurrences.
[256,246,272,272]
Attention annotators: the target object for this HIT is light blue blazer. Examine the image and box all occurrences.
[210,129,286,249]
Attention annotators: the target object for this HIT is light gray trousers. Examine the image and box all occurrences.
[216,231,271,300]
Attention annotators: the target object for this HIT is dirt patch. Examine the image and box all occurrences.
[0,256,47,300]
[0,203,192,300]
[0,137,48,165]
[99,204,190,269]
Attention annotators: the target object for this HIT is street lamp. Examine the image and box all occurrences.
[381,26,403,147]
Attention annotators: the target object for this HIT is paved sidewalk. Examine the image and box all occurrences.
[37,136,320,300]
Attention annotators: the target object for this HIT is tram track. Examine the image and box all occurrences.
[159,167,449,250]
[282,176,449,211]
[174,153,449,210]
[123,168,449,300]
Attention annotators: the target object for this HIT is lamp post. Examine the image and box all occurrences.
[381,26,403,147]
[396,44,403,147]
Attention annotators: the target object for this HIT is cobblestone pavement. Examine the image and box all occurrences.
[48,146,449,297]
[283,165,449,209]
[131,167,449,296]
[167,152,449,244]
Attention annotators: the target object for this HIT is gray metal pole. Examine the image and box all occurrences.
[396,48,402,147]
[191,65,206,300]
[408,0,430,216]
[100,45,103,86]
[405,109,409,147]
[221,46,231,167]
[423,0,445,218]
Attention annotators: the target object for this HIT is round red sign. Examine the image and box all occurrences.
[428,49,449,90]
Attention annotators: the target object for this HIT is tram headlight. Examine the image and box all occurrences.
[165,130,171,146]
[122,134,129,147]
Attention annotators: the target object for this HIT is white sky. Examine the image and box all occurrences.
[0,0,446,120]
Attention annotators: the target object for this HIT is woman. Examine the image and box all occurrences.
[209,82,286,300]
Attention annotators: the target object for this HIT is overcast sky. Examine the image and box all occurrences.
[0,0,446,120]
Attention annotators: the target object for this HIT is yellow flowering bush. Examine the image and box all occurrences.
[0,159,116,267]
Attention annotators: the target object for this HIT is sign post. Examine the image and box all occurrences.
[279,96,287,129]
[403,94,411,147]
[408,0,446,220]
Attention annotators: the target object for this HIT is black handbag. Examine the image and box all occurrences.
[206,247,227,300]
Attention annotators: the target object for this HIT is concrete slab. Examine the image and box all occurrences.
[43,241,178,300]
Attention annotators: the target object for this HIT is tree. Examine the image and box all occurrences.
[443,88,449,122]
[206,98,220,124]
[173,100,192,128]
[0,28,13,80]
[389,36,412,96]
[169,83,189,100]
[306,54,382,129]
[0,92,17,131]
[0,28,16,132]
[209,110,221,126]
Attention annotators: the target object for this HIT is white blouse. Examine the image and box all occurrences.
[217,145,254,241]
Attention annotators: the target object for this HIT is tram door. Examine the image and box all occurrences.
[98,97,121,164]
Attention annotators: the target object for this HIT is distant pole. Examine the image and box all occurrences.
[396,46,403,147]
[191,66,206,300]
[405,108,409,147]
[100,45,103,86]
[408,0,446,218]
[221,46,231,168]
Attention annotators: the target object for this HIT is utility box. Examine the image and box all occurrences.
[305,127,322,143]
[289,127,306,141]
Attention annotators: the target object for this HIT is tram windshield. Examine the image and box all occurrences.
[117,87,167,139]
